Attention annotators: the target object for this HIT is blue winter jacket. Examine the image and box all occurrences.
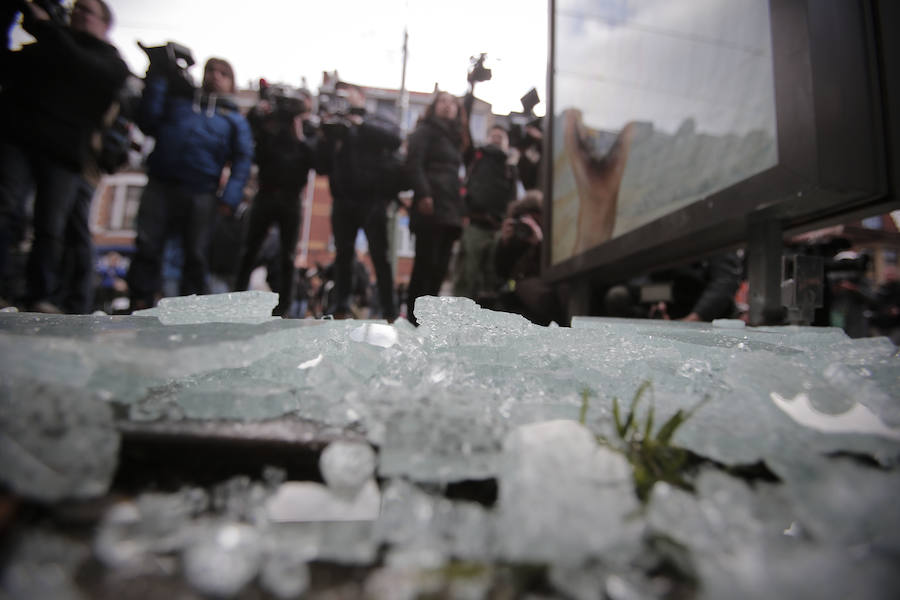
[137,76,254,208]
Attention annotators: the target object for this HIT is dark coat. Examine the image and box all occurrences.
[465,144,518,228]
[651,252,742,320]
[0,21,129,171]
[248,107,316,195]
[406,116,464,233]
[138,77,254,208]
[316,112,403,204]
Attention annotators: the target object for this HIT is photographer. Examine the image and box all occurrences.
[316,82,402,321]
[513,119,543,191]
[233,84,316,317]
[126,50,253,310]
[603,251,743,322]
[494,190,568,326]
[506,88,543,192]
[0,0,128,310]
[453,124,518,304]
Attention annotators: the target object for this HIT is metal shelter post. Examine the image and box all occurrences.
[747,218,784,326]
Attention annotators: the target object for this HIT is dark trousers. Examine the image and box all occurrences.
[56,178,96,313]
[235,187,302,316]
[0,140,81,304]
[406,223,457,325]
[126,178,216,308]
[330,199,396,320]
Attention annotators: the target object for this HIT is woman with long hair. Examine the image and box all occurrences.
[405,90,470,324]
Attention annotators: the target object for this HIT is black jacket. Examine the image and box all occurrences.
[407,116,464,232]
[316,112,402,204]
[651,252,743,320]
[465,144,517,228]
[0,20,129,171]
[248,107,316,195]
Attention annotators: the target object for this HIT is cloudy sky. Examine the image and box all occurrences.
[555,0,777,136]
[91,0,549,116]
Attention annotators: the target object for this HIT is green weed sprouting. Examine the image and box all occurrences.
[578,387,593,425]
[582,381,708,502]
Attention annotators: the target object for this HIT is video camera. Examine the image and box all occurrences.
[317,88,351,118]
[7,0,67,28]
[4,0,66,47]
[512,217,537,244]
[468,53,492,84]
[259,80,310,121]
[508,88,541,151]
[138,40,196,97]
[315,81,365,137]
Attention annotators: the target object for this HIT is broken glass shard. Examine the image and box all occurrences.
[0,378,119,502]
[319,440,377,496]
[133,290,279,324]
[181,521,262,597]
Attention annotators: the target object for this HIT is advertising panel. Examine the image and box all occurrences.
[551,0,778,264]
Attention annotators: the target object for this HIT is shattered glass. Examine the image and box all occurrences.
[2,292,899,598]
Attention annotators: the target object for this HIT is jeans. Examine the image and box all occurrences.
[330,199,396,320]
[406,223,458,325]
[0,140,81,304]
[126,177,216,308]
[56,177,96,313]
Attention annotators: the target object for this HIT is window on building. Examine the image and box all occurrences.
[406,106,423,131]
[470,113,487,145]
[122,186,142,230]
[376,98,395,116]
[103,173,148,232]
[862,216,883,230]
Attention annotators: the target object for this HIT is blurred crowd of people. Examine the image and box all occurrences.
[0,0,553,326]
[2,1,898,337]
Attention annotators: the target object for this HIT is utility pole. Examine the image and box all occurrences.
[398,27,410,137]
[389,27,411,279]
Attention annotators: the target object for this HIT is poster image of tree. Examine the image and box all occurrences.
[551,0,779,265]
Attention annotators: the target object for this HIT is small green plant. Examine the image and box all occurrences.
[611,381,708,502]
[578,387,593,425]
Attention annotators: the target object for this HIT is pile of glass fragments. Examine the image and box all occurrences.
[1,292,899,599]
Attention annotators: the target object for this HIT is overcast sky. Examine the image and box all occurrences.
[556,0,776,136]
[86,0,548,116]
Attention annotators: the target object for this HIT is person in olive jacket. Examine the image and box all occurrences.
[405,91,470,325]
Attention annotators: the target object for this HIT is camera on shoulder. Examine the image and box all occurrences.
[259,81,310,123]
[138,40,195,96]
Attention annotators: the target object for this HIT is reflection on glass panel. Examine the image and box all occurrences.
[551,0,778,265]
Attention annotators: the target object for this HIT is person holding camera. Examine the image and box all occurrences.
[603,251,743,322]
[405,90,470,325]
[0,0,128,310]
[233,85,316,317]
[125,53,253,310]
[493,190,569,326]
[453,124,518,305]
[316,82,402,321]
